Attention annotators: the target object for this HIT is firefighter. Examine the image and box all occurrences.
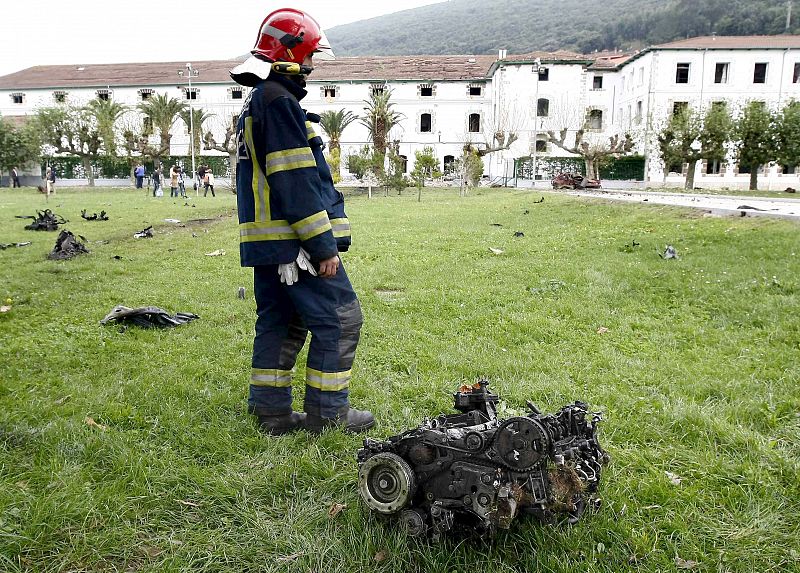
[230,8,374,435]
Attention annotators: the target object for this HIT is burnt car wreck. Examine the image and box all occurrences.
[357,381,607,539]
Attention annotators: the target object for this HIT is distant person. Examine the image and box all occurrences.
[152,166,162,197]
[203,169,215,197]
[45,166,56,195]
[178,167,187,197]
[11,167,21,188]
[134,163,145,188]
[197,164,207,192]
[170,165,180,197]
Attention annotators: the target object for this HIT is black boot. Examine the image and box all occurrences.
[257,411,306,436]
[304,407,375,434]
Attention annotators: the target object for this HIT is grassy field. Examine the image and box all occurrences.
[1,185,798,573]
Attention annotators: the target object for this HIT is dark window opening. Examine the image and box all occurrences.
[781,164,796,174]
[536,98,549,117]
[714,63,729,84]
[468,113,481,133]
[54,93,66,103]
[140,92,152,101]
[535,139,547,152]
[11,94,23,104]
[793,63,800,83]
[371,85,385,96]
[97,92,110,101]
[676,63,690,84]
[593,75,603,89]
[231,89,243,100]
[185,89,198,100]
[538,67,549,81]
[323,86,336,98]
[443,155,455,173]
[673,101,688,117]
[707,160,723,175]
[399,155,408,173]
[420,113,432,132]
[469,85,482,96]
[587,109,602,129]
[420,86,433,97]
[753,63,768,83]
[668,162,684,174]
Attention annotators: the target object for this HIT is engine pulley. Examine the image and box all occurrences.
[358,452,416,514]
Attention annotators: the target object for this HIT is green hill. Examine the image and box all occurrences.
[326,0,798,56]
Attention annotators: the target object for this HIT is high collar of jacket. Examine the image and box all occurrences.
[265,72,308,101]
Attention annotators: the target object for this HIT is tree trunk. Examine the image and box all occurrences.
[749,167,758,191]
[228,151,237,193]
[585,158,595,180]
[685,160,697,190]
[129,163,136,187]
[82,156,96,187]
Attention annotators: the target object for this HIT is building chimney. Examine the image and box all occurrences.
[498,49,507,59]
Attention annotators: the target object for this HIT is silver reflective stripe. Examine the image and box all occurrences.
[331,222,350,233]
[240,225,294,236]
[294,216,329,238]
[307,371,351,390]
[261,24,287,40]
[266,150,316,170]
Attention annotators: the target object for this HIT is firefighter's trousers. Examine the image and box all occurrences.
[249,263,362,418]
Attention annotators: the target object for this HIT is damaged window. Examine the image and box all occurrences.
[714,63,729,84]
[676,63,690,84]
[753,63,768,84]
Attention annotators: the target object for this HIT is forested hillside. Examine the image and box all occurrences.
[326,0,799,56]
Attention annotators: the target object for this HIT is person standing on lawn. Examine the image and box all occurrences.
[230,7,373,435]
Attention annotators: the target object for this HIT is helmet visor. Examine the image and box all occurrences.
[314,30,336,60]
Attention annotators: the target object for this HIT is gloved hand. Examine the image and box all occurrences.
[296,247,318,277]
[277,248,318,286]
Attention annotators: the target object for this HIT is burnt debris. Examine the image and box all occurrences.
[100,305,199,329]
[17,210,67,231]
[48,230,90,260]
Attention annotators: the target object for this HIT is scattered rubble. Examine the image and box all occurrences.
[17,210,67,231]
[134,226,154,239]
[81,209,109,221]
[48,230,90,260]
[100,305,199,328]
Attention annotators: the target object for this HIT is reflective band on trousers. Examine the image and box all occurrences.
[251,368,293,387]
[306,367,351,391]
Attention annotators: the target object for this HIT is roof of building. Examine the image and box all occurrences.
[653,35,800,50]
[0,55,500,90]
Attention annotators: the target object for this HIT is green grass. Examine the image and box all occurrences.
[1,185,799,573]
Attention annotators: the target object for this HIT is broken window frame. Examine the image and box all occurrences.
[714,62,729,84]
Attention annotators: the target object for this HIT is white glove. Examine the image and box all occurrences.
[296,247,318,277]
[277,248,318,286]
[278,261,299,285]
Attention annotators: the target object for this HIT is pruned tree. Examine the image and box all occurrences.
[381,140,408,196]
[360,90,404,176]
[775,100,800,174]
[468,101,522,157]
[734,101,778,191]
[319,109,358,154]
[0,118,38,186]
[125,92,188,172]
[204,113,238,192]
[410,146,439,199]
[31,105,103,186]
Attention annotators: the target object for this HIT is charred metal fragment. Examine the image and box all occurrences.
[48,230,89,260]
[17,209,67,231]
[357,380,607,540]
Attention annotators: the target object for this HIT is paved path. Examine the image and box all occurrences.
[568,189,800,219]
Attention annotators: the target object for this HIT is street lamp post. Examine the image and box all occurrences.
[178,63,199,195]
[531,58,544,187]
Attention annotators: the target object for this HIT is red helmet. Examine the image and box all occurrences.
[251,8,335,64]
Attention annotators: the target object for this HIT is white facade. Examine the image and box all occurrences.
[2,36,799,189]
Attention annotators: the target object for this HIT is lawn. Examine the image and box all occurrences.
[1,185,798,573]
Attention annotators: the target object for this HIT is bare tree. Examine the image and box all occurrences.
[542,100,634,180]
[204,113,238,193]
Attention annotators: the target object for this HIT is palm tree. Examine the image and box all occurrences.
[179,107,214,164]
[85,98,127,156]
[360,90,404,175]
[319,109,358,154]
[136,93,188,170]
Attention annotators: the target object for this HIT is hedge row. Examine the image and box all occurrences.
[41,156,232,180]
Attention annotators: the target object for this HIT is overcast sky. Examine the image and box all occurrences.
[1,0,447,77]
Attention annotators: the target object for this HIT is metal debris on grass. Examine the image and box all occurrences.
[0,242,32,249]
[237,287,246,299]
[133,226,154,239]
[660,245,678,259]
[81,209,109,221]
[513,231,525,237]
[99,305,199,328]
[489,247,504,255]
[205,249,226,256]
[17,209,67,231]
[48,230,90,260]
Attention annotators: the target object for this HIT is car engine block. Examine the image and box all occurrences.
[356,381,608,539]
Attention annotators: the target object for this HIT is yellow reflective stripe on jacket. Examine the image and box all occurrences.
[265,147,316,176]
[305,121,317,141]
[239,220,297,242]
[251,368,293,387]
[244,116,270,221]
[306,367,351,391]
[330,217,350,238]
[291,210,331,241]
